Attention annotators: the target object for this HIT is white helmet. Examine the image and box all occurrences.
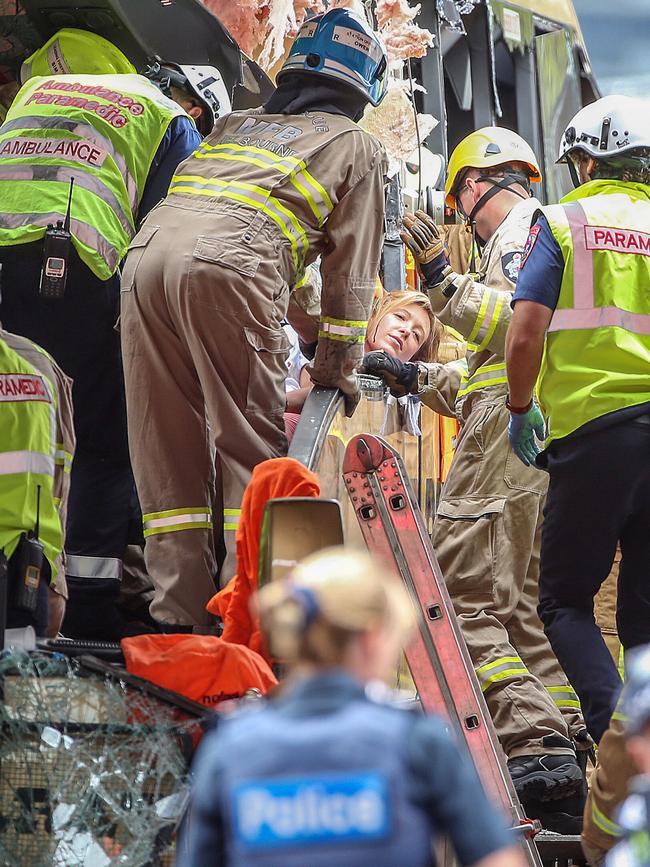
[178,64,231,131]
[558,95,650,164]
[147,62,231,133]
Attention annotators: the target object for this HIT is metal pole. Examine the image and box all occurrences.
[415,0,448,161]
[382,175,406,292]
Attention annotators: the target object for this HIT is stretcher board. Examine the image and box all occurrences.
[342,433,542,867]
[258,497,344,587]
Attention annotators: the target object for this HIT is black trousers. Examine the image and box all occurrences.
[0,242,141,561]
[538,416,650,742]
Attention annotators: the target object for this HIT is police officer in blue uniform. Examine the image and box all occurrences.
[180,549,525,867]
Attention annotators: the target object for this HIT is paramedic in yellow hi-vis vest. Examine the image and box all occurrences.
[362,127,588,832]
[0,325,74,637]
[120,9,389,631]
[506,96,650,745]
[0,29,209,640]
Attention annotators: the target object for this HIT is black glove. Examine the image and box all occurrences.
[401,210,449,287]
[360,351,420,397]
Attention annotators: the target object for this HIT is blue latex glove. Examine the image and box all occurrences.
[508,401,546,466]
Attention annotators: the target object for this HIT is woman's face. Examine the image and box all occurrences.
[367,305,431,363]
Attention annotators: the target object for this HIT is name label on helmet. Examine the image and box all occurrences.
[333,26,383,63]
[233,772,391,849]
[299,21,318,39]
[0,136,107,168]
[47,40,70,75]
[585,226,650,257]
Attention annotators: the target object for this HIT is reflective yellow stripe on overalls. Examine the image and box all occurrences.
[170,141,334,272]
[142,507,213,538]
[466,287,508,352]
[457,362,508,399]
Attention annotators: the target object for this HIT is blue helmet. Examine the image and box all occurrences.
[278,9,388,107]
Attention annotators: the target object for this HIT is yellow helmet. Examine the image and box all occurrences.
[21,28,136,82]
[445,127,542,207]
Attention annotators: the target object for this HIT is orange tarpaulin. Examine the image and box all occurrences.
[207,457,321,660]
[122,633,277,707]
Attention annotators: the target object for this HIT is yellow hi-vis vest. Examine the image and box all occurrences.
[0,337,62,581]
[0,74,185,280]
[539,179,650,445]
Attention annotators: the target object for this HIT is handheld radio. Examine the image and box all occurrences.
[11,486,45,613]
[39,178,74,299]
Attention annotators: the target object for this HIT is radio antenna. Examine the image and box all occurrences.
[63,177,75,233]
[34,485,41,540]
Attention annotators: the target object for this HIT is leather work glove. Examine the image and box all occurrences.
[508,401,546,466]
[360,351,420,398]
[401,210,448,287]
[308,356,361,417]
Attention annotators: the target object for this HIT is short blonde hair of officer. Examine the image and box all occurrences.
[257,547,416,666]
[367,290,441,363]
[21,28,136,82]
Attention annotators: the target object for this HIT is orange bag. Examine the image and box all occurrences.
[207,457,320,660]
[121,633,277,707]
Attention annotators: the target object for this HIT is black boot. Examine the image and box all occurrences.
[62,577,154,641]
[521,789,587,835]
[509,753,584,801]
[523,801,583,835]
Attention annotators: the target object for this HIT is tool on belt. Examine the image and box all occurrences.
[10,485,45,614]
[39,178,74,300]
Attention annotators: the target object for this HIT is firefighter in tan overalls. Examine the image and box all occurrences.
[363,128,587,831]
[120,9,388,630]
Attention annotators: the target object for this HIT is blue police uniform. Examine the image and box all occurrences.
[180,670,512,866]
[513,215,650,742]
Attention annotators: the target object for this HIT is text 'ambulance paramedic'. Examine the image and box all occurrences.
[179,547,525,867]
[362,127,587,831]
[0,28,211,641]
[120,9,389,630]
[505,95,650,745]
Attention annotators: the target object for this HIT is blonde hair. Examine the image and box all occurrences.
[257,547,415,666]
[366,291,441,363]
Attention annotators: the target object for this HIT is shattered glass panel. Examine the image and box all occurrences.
[0,650,203,867]
[436,0,480,32]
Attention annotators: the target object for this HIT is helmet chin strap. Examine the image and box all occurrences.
[465,174,531,249]
[566,157,582,189]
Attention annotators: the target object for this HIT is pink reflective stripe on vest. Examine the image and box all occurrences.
[548,200,650,335]
[550,306,650,335]
[566,201,593,309]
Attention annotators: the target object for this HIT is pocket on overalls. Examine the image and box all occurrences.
[188,237,260,312]
[120,224,160,292]
[504,446,549,495]
[243,326,291,415]
[433,496,506,605]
